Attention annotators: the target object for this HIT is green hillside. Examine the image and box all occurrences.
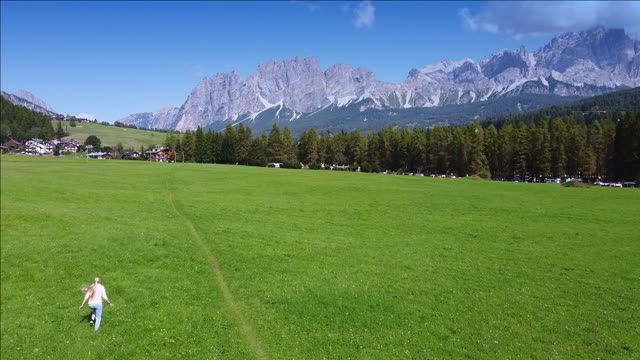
[485,87,640,125]
[55,121,169,149]
[2,156,638,359]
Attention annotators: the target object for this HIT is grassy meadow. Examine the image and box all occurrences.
[54,121,168,149]
[1,155,638,359]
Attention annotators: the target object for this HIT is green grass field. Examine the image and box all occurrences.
[1,155,638,359]
[54,121,167,149]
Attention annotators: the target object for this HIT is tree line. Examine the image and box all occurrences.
[164,110,639,182]
[1,97,56,143]
[2,91,638,181]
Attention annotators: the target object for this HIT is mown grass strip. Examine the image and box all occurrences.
[165,176,269,360]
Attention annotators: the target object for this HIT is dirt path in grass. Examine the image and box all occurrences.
[165,182,268,360]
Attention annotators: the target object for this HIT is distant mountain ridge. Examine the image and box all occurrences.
[117,27,638,132]
[1,91,60,117]
[13,90,56,113]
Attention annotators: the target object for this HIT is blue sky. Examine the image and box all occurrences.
[2,1,639,121]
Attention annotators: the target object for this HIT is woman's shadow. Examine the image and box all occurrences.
[79,313,93,324]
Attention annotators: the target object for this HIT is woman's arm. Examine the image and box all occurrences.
[102,287,113,306]
[79,290,90,309]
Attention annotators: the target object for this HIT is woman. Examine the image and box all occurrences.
[79,277,113,331]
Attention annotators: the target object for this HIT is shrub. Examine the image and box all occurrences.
[283,161,301,169]
[562,181,592,188]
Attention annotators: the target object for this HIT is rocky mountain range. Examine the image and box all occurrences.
[116,27,640,132]
[13,90,56,113]
[0,90,60,117]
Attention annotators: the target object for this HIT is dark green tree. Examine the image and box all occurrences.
[550,118,567,177]
[267,123,286,163]
[194,126,206,163]
[513,122,529,177]
[468,122,490,178]
[248,132,268,167]
[55,121,66,139]
[613,111,640,181]
[114,142,124,157]
[298,129,319,166]
[182,130,194,162]
[84,135,101,149]
[282,126,298,166]
[484,124,499,176]
[536,121,552,177]
[221,124,237,164]
[236,124,252,165]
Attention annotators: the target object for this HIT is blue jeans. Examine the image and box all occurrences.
[89,303,103,331]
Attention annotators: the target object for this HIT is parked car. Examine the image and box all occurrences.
[545,178,561,184]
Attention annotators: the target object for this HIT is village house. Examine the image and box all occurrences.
[145,147,173,162]
[121,151,141,160]
[87,152,112,159]
[62,139,81,152]
[24,138,54,156]
[4,139,23,152]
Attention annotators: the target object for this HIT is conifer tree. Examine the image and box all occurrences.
[236,124,252,165]
[592,120,606,178]
[537,121,551,177]
[298,129,319,166]
[564,116,583,176]
[550,118,567,177]
[267,123,286,163]
[221,124,237,164]
[248,132,268,167]
[55,121,65,139]
[194,126,206,163]
[203,130,214,163]
[484,124,499,176]
[282,126,298,165]
[513,122,529,177]
[182,130,194,162]
[468,123,490,178]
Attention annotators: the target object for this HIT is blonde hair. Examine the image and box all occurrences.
[82,285,96,297]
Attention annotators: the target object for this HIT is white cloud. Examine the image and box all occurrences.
[290,1,320,13]
[353,1,375,29]
[459,1,640,38]
[76,113,97,121]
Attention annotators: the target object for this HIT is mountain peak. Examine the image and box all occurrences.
[421,58,473,74]
[13,89,55,112]
[552,26,628,43]
[516,45,527,56]
[587,25,608,35]
[585,26,629,41]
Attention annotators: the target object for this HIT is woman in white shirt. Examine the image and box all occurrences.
[79,277,113,331]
